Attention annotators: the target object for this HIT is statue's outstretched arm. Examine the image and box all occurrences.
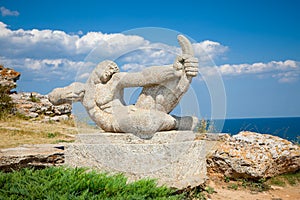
[48,82,86,105]
[116,65,181,88]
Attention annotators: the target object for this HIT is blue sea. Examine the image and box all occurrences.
[218,117,300,143]
[84,116,300,143]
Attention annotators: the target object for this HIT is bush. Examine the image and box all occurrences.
[0,167,183,200]
[0,85,15,119]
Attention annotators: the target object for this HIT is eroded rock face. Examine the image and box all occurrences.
[207,131,300,179]
[10,92,72,121]
[0,65,20,92]
[0,144,64,172]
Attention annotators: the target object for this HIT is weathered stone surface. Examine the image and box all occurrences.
[207,131,300,179]
[48,35,199,139]
[10,92,72,120]
[0,144,64,172]
[65,131,207,189]
[0,65,20,92]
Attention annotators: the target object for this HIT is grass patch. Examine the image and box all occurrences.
[0,167,183,200]
[268,177,286,187]
[267,171,300,186]
[0,117,77,148]
[224,177,270,192]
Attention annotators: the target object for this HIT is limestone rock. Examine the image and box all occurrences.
[50,114,69,122]
[0,65,20,92]
[207,131,300,179]
[0,144,64,172]
[11,92,72,120]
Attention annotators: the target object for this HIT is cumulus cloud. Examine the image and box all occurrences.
[118,41,228,72]
[0,6,19,17]
[119,45,177,70]
[218,60,300,83]
[0,20,229,84]
[193,40,228,63]
[1,21,298,86]
[0,56,94,81]
[0,22,149,61]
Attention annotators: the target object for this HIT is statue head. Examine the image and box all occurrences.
[100,61,120,83]
[90,60,120,84]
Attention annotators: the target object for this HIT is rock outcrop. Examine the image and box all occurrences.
[0,65,20,92]
[10,92,72,121]
[0,65,72,121]
[207,131,300,179]
[0,144,64,172]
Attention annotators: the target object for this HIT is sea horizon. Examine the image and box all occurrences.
[210,116,300,143]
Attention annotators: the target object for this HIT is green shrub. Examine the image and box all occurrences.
[0,85,15,119]
[197,119,208,133]
[227,183,238,190]
[29,93,40,103]
[0,167,183,200]
[47,132,58,138]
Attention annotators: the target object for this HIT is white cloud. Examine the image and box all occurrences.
[193,40,228,63]
[0,56,95,81]
[1,21,298,85]
[118,41,228,72]
[0,21,227,63]
[218,60,300,83]
[122,63,146,72]
[0,22,149,61]
[0,6,19,17]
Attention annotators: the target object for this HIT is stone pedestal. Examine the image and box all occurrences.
[65,131,207,189]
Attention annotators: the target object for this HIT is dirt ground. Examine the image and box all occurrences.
[205,177,300,200]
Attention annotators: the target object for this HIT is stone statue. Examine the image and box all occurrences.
[49,35,199,139]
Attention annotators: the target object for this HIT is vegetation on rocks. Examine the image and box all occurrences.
[0,85,15,119]
[267,170,300,187]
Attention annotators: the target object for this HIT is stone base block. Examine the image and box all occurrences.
[65,131,207,189]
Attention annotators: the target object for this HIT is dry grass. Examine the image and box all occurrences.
[0,116,79,148]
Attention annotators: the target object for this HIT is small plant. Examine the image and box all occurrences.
[248,178,270,192]
[47,132,58,138]
[204,186,215,194]
[29,93,40,103]
[224,176,230,183]
[197,119,208,133]
[183,185,207,200]
[228,183,238,190]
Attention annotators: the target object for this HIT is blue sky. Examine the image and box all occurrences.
[0,0,299,119]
